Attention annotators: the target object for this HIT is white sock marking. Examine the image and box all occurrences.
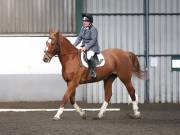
[54,107,64,119]
[98,101,108,118]
[73,102,85,117]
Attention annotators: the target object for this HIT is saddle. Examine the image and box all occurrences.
[80,52,105,68]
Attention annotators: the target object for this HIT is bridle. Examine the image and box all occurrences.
[44,34,80,61]
[43,34,81,66]
[44,36,60,58]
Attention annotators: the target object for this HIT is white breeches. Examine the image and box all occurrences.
[87,50,95,60]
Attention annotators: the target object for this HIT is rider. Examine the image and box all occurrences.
[73,14,100,78]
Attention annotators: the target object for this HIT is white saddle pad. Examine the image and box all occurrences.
[81,52,105,68]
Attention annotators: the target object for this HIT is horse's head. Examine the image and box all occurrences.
[43,29,60,63]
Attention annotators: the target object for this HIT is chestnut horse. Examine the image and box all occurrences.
[43,30,146,120]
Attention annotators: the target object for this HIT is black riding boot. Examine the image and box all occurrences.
[88,57,96,78]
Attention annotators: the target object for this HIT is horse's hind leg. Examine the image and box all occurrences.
[70,90,86,119]
[98,74,117,119]
[122,80,141,118]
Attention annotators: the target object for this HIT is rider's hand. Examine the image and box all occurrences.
[81,47,87,52]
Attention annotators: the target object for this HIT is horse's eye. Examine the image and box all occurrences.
[47,39,52,44]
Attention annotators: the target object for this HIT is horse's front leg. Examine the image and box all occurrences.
[70,91,86,119]
[53,82,77,120]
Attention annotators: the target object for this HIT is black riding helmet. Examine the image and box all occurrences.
[82,14,93,23]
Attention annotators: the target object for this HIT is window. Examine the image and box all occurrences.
[171,56,180,71]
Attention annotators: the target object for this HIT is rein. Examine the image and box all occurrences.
[57,38,82,67]
[57,36,79,57]
[60,51,79,56]
[45,34,81,66]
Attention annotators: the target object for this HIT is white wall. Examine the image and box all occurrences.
[0,37,76,74]
[0,37,85,102]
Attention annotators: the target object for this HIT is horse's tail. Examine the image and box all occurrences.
[128,52,147,80]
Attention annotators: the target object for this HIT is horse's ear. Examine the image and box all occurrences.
[56,29,60,36]
[56,29,60,33]
[49,28,53,34]
[56,32,60,39]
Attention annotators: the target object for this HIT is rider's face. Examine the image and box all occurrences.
[83,21,91,27]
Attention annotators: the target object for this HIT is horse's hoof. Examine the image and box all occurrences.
[93,116,100,120]
[53,116,61,121]
[134,114,141,119]
[98,113,104,119]
[82,115,86,119]
[128,112,141,119]
[134,111,141,119]
[80,110,87,119]
[92,113,104,120]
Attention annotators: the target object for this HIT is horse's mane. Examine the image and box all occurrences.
[60,34,77,50]
[58,34,78,54]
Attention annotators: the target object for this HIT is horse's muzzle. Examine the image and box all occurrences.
[43,53,52,63]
